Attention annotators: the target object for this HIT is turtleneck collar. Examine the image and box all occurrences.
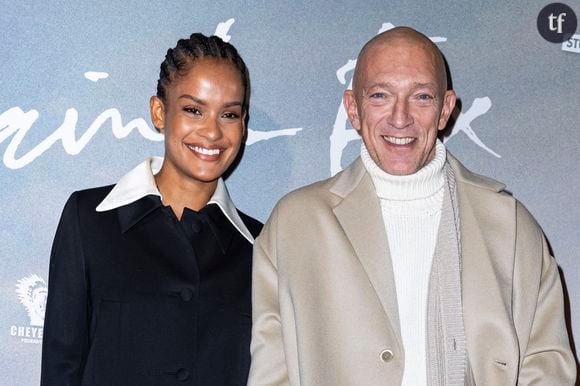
[360,139,447,201]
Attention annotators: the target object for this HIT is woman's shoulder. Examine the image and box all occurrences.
[236,209,263,239]
[68,185,115,207]
[61,185,116,218]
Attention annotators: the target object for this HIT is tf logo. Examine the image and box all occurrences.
[10,274,47,343]
[537,3,578,43]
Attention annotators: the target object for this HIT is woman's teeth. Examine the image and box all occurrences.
[188,145,222,155]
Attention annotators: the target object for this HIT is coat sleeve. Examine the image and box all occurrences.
[248,205,291,386]
[41,193,90,386]
[514,201,577,385]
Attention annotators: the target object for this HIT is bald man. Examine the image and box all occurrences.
[248,27,576,386]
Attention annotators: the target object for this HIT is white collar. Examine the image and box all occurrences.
[96,157,254,244]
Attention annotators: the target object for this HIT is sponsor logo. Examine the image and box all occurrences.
[562,33,580,52]
[329,23,499,175]
[537,3,577,43]
[10,274,47,344]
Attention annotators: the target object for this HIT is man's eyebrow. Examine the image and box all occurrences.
[365,82,394,90]
[364,81,439,90]
[412,82,438,90]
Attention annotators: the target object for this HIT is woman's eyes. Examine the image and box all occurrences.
[222,112,240,119]
[182,107,240,119]
[183,106,201,115]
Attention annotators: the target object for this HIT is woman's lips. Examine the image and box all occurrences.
[186,144,224,159]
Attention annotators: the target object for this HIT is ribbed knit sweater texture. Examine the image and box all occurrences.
[361,140,446,386]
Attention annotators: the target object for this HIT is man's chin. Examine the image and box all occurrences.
[377,159,419,176]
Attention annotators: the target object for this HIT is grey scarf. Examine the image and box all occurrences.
[426,163,474,385]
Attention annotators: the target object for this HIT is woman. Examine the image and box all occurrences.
[41,33,261,385]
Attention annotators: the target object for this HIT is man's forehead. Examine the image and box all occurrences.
[360,44,439,80]
[362,80,439,91]
[363,38,439,68]
[360,27,439,58]
[354,28,447,92]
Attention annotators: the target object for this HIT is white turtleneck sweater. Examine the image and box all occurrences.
[360,140,447,386]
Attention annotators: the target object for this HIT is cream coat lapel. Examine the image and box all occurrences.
[330,158,403,349]
[449,155,520,383]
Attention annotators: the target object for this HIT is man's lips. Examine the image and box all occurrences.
[382,136,415,145]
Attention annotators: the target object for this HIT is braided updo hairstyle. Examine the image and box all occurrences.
[156,33,250,114]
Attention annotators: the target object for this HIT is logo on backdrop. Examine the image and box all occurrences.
[561,33,580,52]
[537,3,578,43]
[329,23,500,175]
[10,274,47,344]
[0,19,301,170]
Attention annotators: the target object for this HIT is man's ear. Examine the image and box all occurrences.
[343,90,361,131]
[437,90,456,131]
[150,96,166,133]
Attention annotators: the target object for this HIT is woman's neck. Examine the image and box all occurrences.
[154,166,217,219]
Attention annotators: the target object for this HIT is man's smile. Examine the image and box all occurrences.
[382,136,415,145]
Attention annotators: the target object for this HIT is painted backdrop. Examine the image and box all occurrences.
[1,1,579,384]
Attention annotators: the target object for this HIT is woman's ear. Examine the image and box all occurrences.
[241,111,248,138]
[150,96,166,133]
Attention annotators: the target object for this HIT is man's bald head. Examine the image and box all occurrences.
[353,27,448,96]
[343,26,456,175]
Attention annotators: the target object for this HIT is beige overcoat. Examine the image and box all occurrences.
[249,154,576,386]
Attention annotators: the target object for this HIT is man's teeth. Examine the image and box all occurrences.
[383,136,414,145]
[188,145,222,155]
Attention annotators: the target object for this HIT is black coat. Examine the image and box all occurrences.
[41,185,262,386]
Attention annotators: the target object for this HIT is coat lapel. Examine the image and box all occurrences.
[331,159,402,346]
[449,155,518,383]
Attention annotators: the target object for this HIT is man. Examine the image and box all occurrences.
[248,27,576,385]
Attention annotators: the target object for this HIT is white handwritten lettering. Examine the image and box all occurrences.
[0,20,302,170]
[0,107,161,169]
[215,18,236,42]
[0,106,303,169]
[84,71,109,82]
[443,97,500,158]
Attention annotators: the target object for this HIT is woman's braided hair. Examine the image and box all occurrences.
[156,33,250,114]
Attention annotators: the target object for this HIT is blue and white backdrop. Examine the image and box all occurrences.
[1,1,579,384]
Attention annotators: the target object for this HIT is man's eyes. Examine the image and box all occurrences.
[369,92,387,99]
[416,94,435,101]
[366,93,435,103]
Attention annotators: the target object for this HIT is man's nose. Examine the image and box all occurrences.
[388,99,413,129]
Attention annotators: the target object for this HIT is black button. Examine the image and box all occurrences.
[176,368,189,381]
[191,218,202,233]
[180,288,193,302]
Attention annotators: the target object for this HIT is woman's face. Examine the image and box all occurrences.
[151,57,246,187]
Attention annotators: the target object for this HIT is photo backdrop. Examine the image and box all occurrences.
[1,1,579,384]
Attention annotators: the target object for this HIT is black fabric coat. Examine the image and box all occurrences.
[41,185,262,386]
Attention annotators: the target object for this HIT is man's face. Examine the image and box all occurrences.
[344,39,456,175]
